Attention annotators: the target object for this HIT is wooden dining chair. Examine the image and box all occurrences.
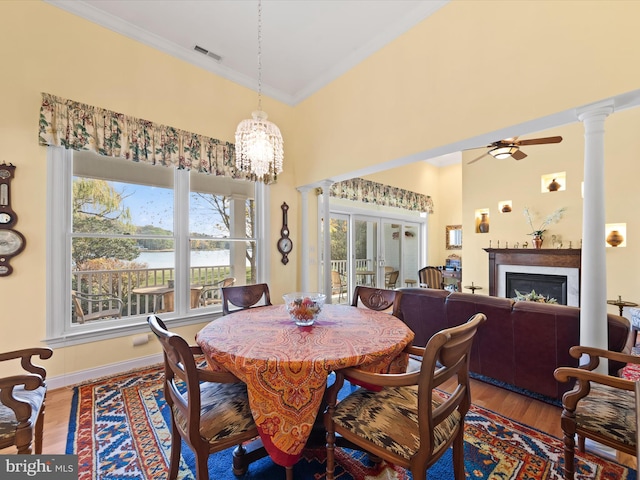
[221,283,272,315]
[147,315,272,479]
[324,313,486,480]
[0,347,53,454]
[351,286,397,312]
[418,266,444,289]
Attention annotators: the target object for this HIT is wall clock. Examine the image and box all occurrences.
[277,202,292,265]
[0,163,26,277]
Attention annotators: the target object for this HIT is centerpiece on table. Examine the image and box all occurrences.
[523,206,566,249]
[514,289,558,304]
[283,292,326,326]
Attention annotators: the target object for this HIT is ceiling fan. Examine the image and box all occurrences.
[467,136,563,164]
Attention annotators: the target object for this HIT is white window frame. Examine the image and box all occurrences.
[45,146,269,347]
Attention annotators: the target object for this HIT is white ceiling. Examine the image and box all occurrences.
[47,0,448,106]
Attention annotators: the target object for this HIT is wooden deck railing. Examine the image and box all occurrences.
[72,265,232,318]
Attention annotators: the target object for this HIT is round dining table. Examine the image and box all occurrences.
[195,304,414,468]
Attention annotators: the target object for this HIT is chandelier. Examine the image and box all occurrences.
[235,0,284,182]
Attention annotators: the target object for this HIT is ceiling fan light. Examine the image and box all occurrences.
[489,146,518,159]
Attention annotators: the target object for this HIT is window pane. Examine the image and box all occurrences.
[189,192,229,238]
[72,238,176,320]
[71,151,176,319]
[190,171,255,239]
[189,239,256,286]
[73,152,174,235]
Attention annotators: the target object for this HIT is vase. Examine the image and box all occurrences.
[478,213,489,233]
[547,178,561,192]
[532,235,543,249]
[606,230,624,247]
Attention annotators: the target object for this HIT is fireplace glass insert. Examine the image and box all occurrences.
[506,272,568,305]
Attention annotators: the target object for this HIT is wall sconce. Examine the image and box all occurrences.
[605,223,626,248]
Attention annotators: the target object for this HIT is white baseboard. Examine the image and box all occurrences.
[47,353,164,390]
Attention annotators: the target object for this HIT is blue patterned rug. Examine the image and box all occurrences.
[66,365,636,479]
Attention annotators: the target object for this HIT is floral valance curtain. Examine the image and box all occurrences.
[330,177,434,213]
[38,93,273,183]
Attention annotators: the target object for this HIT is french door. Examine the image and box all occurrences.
[329,212,423,303]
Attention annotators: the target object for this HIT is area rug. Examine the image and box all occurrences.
[66,365,636,479]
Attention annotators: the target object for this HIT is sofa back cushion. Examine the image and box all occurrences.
[446,292,515,383]
[511,301,580,398]
[607,314,633,374]
[393,288,450,348]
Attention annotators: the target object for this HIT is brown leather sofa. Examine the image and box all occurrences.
[393,288,633,400]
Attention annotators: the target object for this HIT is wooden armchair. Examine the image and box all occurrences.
[384,270,399,289]
[72,290,123,323]
[330,270,347,303]
[0,348,53,454]
[418,266,444,289]
[221,283,272,315]
[147,315,271,479]
[554,345,640,479]
[324,313,486,480]
[199,277,236,306]
[351,286,397,311]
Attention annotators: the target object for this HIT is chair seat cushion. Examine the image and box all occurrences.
[332,386,461,460]
[173,381,256,444]
[0,385,46,444]
[575,383,636,447]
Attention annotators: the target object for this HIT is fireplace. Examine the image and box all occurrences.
[506,272,568,305]
[484,248,581,307]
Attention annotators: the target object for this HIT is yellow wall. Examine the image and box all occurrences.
[364,161,463,267]
[434,163,463,265]
[2,0,640,380]
[460,107,640,306]
[0,1,297,377]
[292,0,640,186]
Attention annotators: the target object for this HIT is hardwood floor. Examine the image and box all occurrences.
[2,375,634,470]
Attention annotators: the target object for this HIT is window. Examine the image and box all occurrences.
[47,147,267,346]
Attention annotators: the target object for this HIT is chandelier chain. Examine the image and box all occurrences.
[257,0,262,111]
[234,0,283,183]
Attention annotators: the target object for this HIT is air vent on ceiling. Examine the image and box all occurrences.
[193,45,222,62]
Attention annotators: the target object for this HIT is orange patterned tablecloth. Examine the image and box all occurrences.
[195,304,414,467]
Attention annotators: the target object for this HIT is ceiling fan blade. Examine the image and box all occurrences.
[468,151,490,164]
[512,149,528,160]
[516,136,563,146]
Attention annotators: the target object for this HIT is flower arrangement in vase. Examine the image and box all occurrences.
[514,289,558,304]
[523,206,566,248]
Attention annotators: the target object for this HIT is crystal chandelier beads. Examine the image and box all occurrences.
[235,110,283,180]
[234,0,284,182]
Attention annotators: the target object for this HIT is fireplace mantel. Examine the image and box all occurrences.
[484,248,581,297]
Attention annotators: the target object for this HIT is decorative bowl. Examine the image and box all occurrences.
[283,292,326,326]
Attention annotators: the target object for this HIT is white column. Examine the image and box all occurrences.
[320,180,334,302]
[297,186,312,292]
[578,103,613,371]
